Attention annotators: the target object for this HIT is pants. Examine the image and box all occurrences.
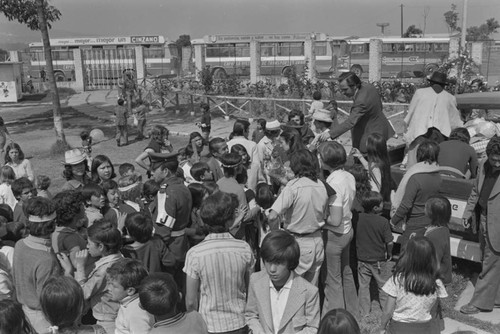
[293,232,324,286]
[115,124,128,145]
[386,319,433,334]
[322,229,358,316]
[209,325,249,334]
[358,260,392,315]
[22,305,51,334]
[136,119,146,139]
[470,214,500,310]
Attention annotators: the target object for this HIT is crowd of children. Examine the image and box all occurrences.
[0,104,457,334]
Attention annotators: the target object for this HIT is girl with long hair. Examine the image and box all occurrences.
[381,236,448,334]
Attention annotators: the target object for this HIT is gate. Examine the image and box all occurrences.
[82,48,136,90]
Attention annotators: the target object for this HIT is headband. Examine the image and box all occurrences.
[29,212,57,223]
[118,182,140,192]
[221,161,241,168]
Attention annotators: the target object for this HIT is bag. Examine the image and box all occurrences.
[133,115,139,126]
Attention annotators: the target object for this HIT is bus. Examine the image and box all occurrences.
[191,32,337,79]
[28,35,179,88]
[331,36,451,79]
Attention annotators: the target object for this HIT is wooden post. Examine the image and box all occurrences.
[273,100,276,119]
[190,94,194,113]
[175,93,180,111]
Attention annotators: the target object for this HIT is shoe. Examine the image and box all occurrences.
[460,304,485,314]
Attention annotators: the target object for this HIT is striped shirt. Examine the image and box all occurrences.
[183,233,254,333]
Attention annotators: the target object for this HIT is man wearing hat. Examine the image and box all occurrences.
[308,108,334,150]
[403,71,463,168]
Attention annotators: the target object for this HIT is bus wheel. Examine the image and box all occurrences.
[350,64,363,77]
[212,68,227,80]
[424,64,439,75]
[54,71,66,82]
[282,66,293,77]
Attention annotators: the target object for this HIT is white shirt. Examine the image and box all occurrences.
[269,273,294,334]
[326,169,356,234]
[227,136,257,162]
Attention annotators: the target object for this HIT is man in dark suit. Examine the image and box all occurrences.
[320,72,394,153]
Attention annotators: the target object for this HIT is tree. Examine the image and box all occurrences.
[466,18,500,41]
[403,25,423,38]
[0,0,67,147]
[444,4,461,34]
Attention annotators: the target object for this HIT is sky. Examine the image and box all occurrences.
[0,0,499,46]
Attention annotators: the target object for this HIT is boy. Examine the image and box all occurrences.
[11,177,33,225]
[13,197,72,333]
[139,272,208,334]
[245,230,320,334]
[184,192,254,334]
[356,191,394,316]
[106,258,154,334]
[141,179,160,218]
[119,163,135,177]
[121,212,175,274]
[198,102,211,142]
[132,99,148,140]
[190,162,213,183]
[115,98,129,147]
[36,175,52,199]
[203,137,228,182]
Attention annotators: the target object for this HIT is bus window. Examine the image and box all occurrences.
[404,44,415,52]
[144,48,165,59]
[277,42,303,56]
[415,43,432,52]
[261,43,276,57]
[315,41,327,56]
[382,43,394,52]
[235,43,250,57]
[350,44,365,54]
[395,43,405,52]
[434,43,449,52]
[206,45,220,57]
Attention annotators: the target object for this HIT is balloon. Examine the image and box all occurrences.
[89,128,105,143]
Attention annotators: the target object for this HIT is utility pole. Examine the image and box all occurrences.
[400,4,404,38]
[422,6,430,37]
[377,23,390,35]
[461,0,468,50]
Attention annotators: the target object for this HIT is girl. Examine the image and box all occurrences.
[135,125,173,175]
[5,143,34,182]
[0,117,12,163]
[0,300,36,334]
[91,155,116,185]
[267,128,304,187]
[40,276,106,334]
[102,180,126,231]
[189,131,205,157]
[347,163,371,214]
[231,144,251,170]
[0,165,17,211]
[61,149,92,191]
[72,220,123,334]
[186,183,209,246]
[318,309,360,334]
[352,133,395,215]
[381,236,448,334]
[81,184,105,227]
[424,195,452,285]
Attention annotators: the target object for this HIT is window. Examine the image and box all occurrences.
[52,50,73,61]
[350,44,365,54]
[434,43,449,52]
[145,48,165,59]
[235,43,250,57]
[277,42,303,56]
[382,43,394,52]
[404,44,415,52]
[415,43,432,52]
[315,41,327,56]
[261,43,276,57]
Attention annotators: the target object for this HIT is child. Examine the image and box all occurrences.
[141,179,160,218]
[118,163,135,178]
[80,130,92,167]
[40,276,106,334]
[106,258,154,334]
[115,98,128,147]
[424,195,452,285]
[121,212,175,273]
[11,177,33,225]
[117,174,142,213]
[73,220,123,334]
[0,241,14,300]
[0,116,12,164]
[381,236,448,334]
[184,192,254,334]
[81,183,105,226]
[52,191,90,272]
[0,165,17,211]
[307,90,324,120]
[202,180,219,195]
[356,191,394,316]
[198,102,211,142]
[139,272,208,333]
[36,175,52,199]
[190,162,213,183]
[252,118,266,144]
[102,179,126,231]
[245,230,320,333]
[132,99,148,141]
[0,300,36,334]
[12,197,72,333]
[186,183,208,246]
[318,309,360,334]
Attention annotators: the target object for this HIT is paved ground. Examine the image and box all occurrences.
[0,89,497,334]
